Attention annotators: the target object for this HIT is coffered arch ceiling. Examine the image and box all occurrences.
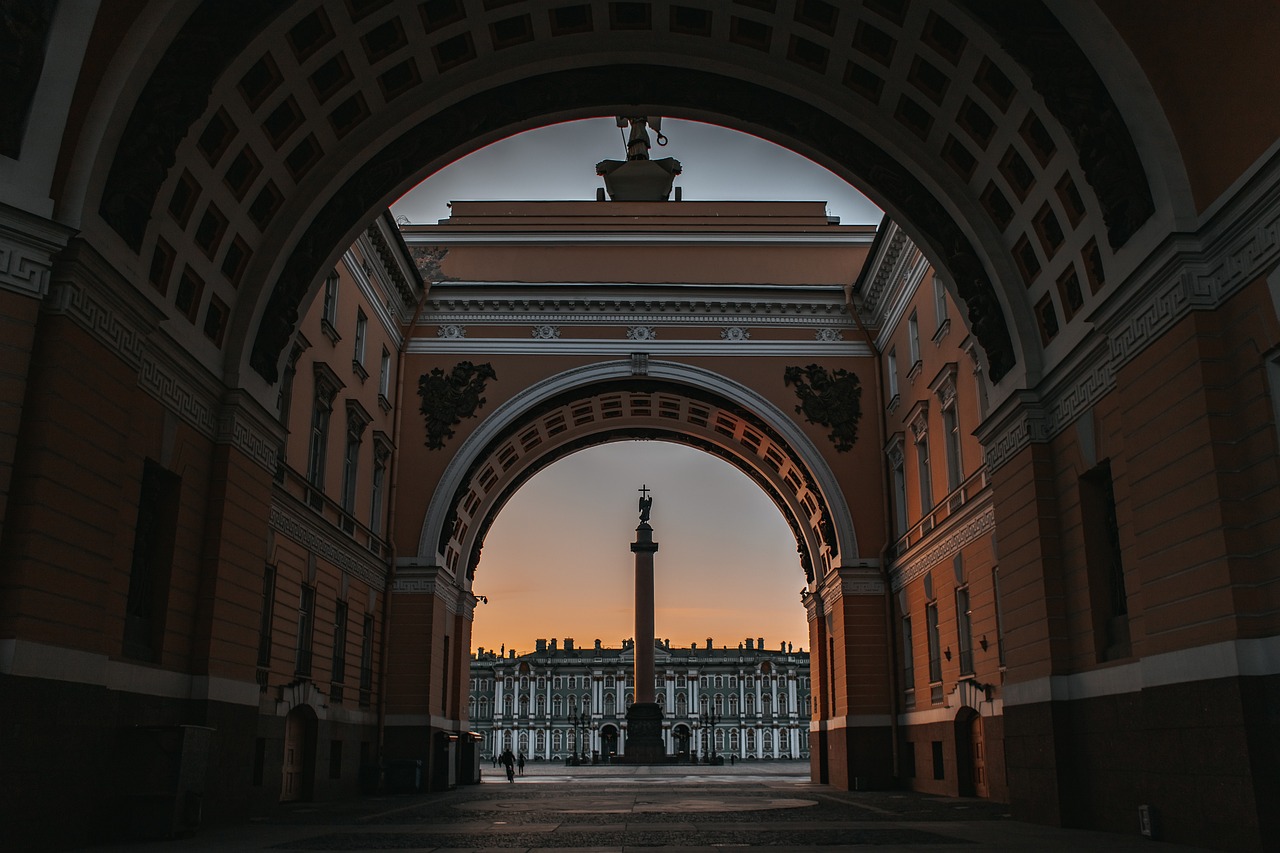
[418,360,861,587]
[79,0,1179,402]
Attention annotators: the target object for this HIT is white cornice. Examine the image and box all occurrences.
[406,338,871,357]
[402,231,876,247]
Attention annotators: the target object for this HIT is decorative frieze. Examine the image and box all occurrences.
[627,326,656,341]
[437,324,466,339]
[891,504,996,591]
[814,328,844,342]
[531,324,560,339]
[720,326,750,341]
[0,207,74,299]
[269,504,387,591]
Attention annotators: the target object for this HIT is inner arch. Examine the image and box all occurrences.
[418,360,860,585]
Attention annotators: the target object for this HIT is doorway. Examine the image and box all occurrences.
[953,707,987,798]
[281,706,317,802]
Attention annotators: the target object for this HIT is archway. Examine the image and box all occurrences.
[418,360,862,585]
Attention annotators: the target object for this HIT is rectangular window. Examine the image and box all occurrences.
[1081,460,1131,660]
[993,567,1006,667]
[933,276,948,326]
[902,614,915,696]
[886,347,899,400]
[307,384,334,489]
[916,435,934,514]
[379,347,391,399]
[926,601,942,685]
[332,599,349,685]
[123,460,182,662]
[908,310,921,364]
[370,448,388,535]
[956,586,974,675]
[295,584,316,677]
[932,740,945,780]
[322,272,338,326]
[341,425,361,514]
[943,406,963,492]
[354,309,367,367]
[892,453,908,535]
[359,614,374,702]
[329,739,343,779]
[256,564,277,670]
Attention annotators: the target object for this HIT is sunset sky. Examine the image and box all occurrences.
[392,119,880,656]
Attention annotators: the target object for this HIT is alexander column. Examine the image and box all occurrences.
[626,485,666,762]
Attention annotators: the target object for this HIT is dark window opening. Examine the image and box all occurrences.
[123,460,181,662]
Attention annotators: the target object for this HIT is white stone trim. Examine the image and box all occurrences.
[1003,635,1280,707]
[809,714,893,731]
[0,638,261,707]
[269,503,388,591]
[404,231,876,247]
[891,503,996,591]
[406,337,870,357]
[418,359,860,566]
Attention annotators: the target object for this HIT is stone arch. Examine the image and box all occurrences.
[418,360,859,585]
[55,1,1183,410]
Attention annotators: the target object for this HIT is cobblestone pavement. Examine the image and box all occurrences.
[78,762,1215,852]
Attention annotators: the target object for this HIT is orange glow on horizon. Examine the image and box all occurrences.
[469,442,812,658]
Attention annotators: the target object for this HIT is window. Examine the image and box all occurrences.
[370,438,389,535]
[321,271,339,339]
[887,347,899,400]
[332,599,348,685]
[359,613,374,703]
[942,404,963,492]
[993,567,1006,666]
[123,459,181,662]
[307,366,342,490]
[926,600,942,685]
[908,310,921,364]
[933,275,949,332]
[902,614,915,695]
[353,309,367,366]
[256,564,277,672]
[916,434,934,514]
[295,584,316,677]
[1081,460,1131,660]
[340,402,370,515]
[379,347,392,401]
[890,445,908,535]
[956,586,974,675]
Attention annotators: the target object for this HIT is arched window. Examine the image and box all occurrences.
[714,729,725,750]
[777,695,787,713]
[553,695,562,716]
[745,693,754,714]
[625,692,633,708]
[536,695,545,716]
[714,693,724,715]
[582,693,591,713]
[469,698,476,717]
[553,730,562,751]
[657,692,665,706]
[761,694,771,717]
[729,694,739,715]
[536,730,545,751]
[604,693,615,715]
[503,695,512,716]
[699,695,708,713]
[520,676,529,690]
[519,695,529,717]
[676,693,687,715]
[568,694,577,713]
[730,730,740,750]
[714,675,723,688]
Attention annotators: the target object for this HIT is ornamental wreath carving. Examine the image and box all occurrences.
[783,363,863,452]
[418,361,497,450]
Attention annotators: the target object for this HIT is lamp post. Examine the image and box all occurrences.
[699,709,721,763]
[566,710,589,765]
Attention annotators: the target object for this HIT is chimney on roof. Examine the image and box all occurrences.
[594,639,602,651]
[509,649,516,659]
[745,638,754,651]
[565,638,574,651]
[536,639,547,652]
[758,637,765,650]
[550,638,558,651]
[707,638,713,650]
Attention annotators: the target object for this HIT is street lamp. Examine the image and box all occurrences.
[566,710,589,765]
[699,709,721,763]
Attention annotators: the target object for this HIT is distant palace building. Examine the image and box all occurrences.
[470,637,811,762]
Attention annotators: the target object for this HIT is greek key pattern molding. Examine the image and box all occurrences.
[0,239,53,298]
[984,155,1280,472]
[46,279,148,369]
[269,505,387,591]
[218,407,282,472]
[892,505,996,591]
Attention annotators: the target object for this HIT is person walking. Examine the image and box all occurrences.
[517,752,526,776]
[500,747,515,782]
